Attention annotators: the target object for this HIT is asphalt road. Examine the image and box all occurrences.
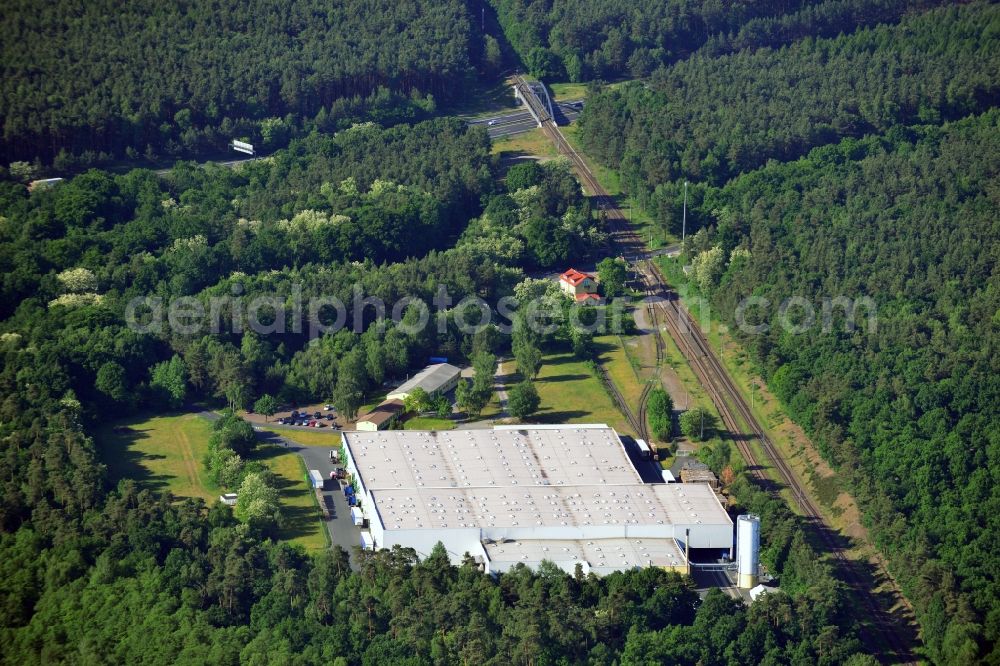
[468,100,584,139]
[255,428,361,567]
[691,567,744,600]
[197,411,360,566]
[125,98,583,179]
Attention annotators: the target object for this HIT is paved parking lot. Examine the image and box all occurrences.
[244,402,351,431]
[255,429,361,567]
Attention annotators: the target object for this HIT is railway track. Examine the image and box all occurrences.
[635,279,666,446]
[597,362,642,437]
[515,75,916,663]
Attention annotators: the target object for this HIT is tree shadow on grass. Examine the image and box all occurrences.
[540,373,591,383]
[97,423,172,494]
[533,410,591,423]
[277,503,323,542]
[591,339,617,357]
[249,443,289,462]
[497,150,545,168]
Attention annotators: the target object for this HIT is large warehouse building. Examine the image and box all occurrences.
[342,424,733,575]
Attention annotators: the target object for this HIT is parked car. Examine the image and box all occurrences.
[313,411,322,419]
[291,410,300,418]
[325,414,334,421]
[324,404,333,411]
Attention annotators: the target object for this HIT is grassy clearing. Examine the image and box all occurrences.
[403,416,456,431]
[99,413,326,550]
[596,334,646,412]
[264,427,341,448]
[533,346,634,435]
[492,127,560,160]
[250,444,327,551]
[98,413,218,502]
[549,82,589,101]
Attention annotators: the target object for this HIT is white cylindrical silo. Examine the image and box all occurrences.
[737,514,761,588]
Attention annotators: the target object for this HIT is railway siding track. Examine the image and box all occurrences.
[515,75,916,663]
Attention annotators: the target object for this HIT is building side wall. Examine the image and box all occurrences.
[436,373,460,394]
[379,527,481,563]
[559,276,597,296]
[675,523,733,550]
[368,504,385,548]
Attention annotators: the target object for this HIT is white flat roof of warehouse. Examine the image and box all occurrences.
[369,482,729,531]
[343,425,642,491]
[483,537,687,569]
[387,363,460,396]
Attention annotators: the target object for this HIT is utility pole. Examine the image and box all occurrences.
[681,180,689,246]
[482,7,485,31]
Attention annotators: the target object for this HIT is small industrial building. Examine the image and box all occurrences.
[680,462,719,489]
[386,363,461,401]
[356,399,404,431]
[342,424,733,575]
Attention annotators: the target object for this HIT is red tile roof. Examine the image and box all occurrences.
[575,293,603,303]
[559,268,593,286]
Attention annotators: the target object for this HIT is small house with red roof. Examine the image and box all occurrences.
[559,268,603,304]
[574,292,604,305]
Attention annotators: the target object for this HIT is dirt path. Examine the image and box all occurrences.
[175,417,201,493]
[494,359,511,418]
